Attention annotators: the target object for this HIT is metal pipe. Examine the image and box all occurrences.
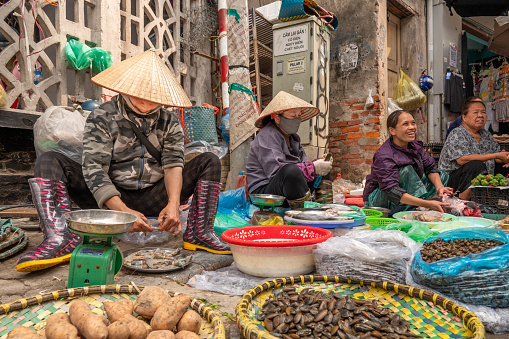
[218,0,229,113]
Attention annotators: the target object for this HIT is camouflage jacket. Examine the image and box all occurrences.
[82,95,184,208]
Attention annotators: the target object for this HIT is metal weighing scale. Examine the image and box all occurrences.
[249,194,285,225]
[64,210,137,288]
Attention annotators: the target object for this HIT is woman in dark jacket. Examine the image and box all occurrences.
[363,110,453,214]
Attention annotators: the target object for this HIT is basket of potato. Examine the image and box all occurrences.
[0,284,225,339]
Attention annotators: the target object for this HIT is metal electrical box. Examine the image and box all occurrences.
[272,17,331,159]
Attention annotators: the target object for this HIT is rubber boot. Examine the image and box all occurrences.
[288,190,311,210]
[183,180,231,254]
[315,179,333,204]
[16,178,82,272]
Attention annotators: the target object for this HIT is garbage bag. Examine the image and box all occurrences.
[372,221,439,242]
[314,230,417,284]
[219,114,230,144]
[411,227,509,307]
[394,69,426,111]
[34,106,87,164]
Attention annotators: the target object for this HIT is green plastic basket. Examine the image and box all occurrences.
[365,217,399,227]
[361,208,383,218]
[482,213,506,221]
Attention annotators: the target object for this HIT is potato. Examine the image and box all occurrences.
[69,300,108,339]
[134,286,171,319]
[175,331,200,339]
[107,321,130,339]
[9,335,45,339]
[7,327,38,338]
[37,329,46,338]
[104,299,133,323]
[121,314,149,339]
[176,310,201,334]
[146,330,175,339]
[150,294,191,331]
[45,313,79,339]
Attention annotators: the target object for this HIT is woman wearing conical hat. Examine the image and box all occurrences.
[17,50,230,272]
[246,91,333,209]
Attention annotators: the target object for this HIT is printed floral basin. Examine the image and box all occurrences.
[221,225,332,277]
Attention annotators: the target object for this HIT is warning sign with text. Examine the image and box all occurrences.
[274,24,309,57]
[287,56,306,74]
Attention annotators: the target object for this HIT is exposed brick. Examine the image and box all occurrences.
[365,137,380,145]
[329,141,340,148]
[342,154,360,159]
[372,95,380,102]
[338,135,347,140]
[330,148,341,154]
[342,126,360,133]
[347,132,364,139]
[372,103,380,109]
[374,125,381,130]
[360,111,370,116]
[365,159,373,165]
[330,122,348,128]
[366,131,380,138]
[348,119,363,126]
[366,118,380,124]
[362,145,380,151]
[333,155,342,161]
[351,113,359,119]
[350,104,365,111]
[341,100,359,106]
[348,159,364,165]
[342,139,358,146]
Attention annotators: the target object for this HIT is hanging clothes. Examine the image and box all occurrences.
[485,101,499,133]
[444,71,466,113]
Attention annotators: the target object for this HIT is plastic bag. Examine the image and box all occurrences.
[411,228,509,307]
[365,89,374,108]
[373,221,439,242]
[388,98,402,114]
[188,263,275,295]
[442,195,482,217]
[218,187,249,219]
[65,39,112,72]
[394,69,426,111]
[34,106,87,164]
[219,114,230,144]
[251,211,284,225]
[214,211,251,235]
[184,140,228,160]
[314,231,417,283]
[0,85,7,108]
[332,177,362,195]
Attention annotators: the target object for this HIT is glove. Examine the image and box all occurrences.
[313,158,332,176]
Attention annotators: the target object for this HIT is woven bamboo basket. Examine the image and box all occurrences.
[236,275,485,339]
[0,226,28,260]
[0,284,225,339]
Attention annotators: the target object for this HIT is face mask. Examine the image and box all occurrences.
[278,116,301,134]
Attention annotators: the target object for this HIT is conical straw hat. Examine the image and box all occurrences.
[255,91,320,128]
[91,49,192,107]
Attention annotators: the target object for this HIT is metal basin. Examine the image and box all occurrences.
[64,210,138,235]
[250,194,286,206]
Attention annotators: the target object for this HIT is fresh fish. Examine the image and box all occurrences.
[285,210,354,221]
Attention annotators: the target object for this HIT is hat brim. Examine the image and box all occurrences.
[254,106,320,128]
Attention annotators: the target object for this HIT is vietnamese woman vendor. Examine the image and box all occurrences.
[246,91,333,209]
[363,110,453,214]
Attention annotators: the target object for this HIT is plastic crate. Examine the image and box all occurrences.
[471,186,509,214]
[423,142,443,164]
[361,208,383,218]
[365,217,399,227]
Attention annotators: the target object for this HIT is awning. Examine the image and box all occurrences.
[445,0,509,17]
[489,21,509,58]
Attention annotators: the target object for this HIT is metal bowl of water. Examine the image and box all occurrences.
[64,210,138,235]
[250,194,286,206]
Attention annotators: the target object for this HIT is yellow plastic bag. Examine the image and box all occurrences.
[394,69,426,111]
[0,86,7,109]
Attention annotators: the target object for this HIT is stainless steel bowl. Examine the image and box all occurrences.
[64,210,138,235]
[250,194,286,206]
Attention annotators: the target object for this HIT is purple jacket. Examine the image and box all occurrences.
[246,122,315,193]
[363,138,436,201]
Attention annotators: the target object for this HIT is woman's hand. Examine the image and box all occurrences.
[126,209,153,233]
[313,158,332,176]
[158,203,181,234]
[425,200,450,213]
[436,186,454,198]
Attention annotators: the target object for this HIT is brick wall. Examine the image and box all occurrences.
[329,95,383,183]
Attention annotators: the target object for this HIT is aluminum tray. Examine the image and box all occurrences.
[250,194,286,206]
[65,210,137,235]
[122,247,192,273]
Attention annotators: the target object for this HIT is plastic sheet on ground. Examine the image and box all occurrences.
[188,263,275,295]
[314,230,417,284]
[411,228,509,308]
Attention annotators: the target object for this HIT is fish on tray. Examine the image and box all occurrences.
[285,210,354,221]
[400,211,447,222]
[124,247,192,270]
